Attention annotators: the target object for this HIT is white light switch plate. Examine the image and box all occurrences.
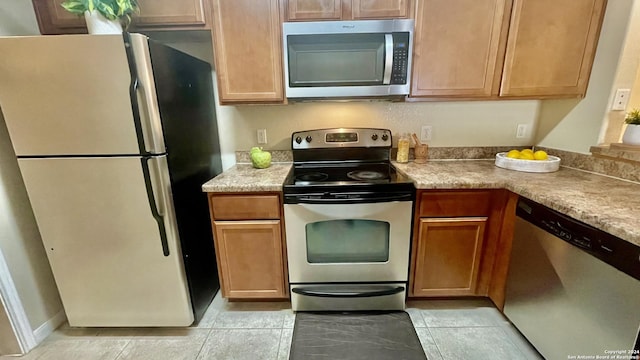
[612,89,631,111]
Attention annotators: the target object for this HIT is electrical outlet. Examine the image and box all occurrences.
[420,126,432,142]
[516,124,527,138]
[611,89,631,111]
[257,129,267,144]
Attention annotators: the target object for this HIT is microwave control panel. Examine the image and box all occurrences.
[391,33,410,85]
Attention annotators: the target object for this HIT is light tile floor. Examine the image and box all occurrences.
[1,294,543,360]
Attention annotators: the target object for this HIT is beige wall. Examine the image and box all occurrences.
[0,299,21,355]
[627,0,640,128]
[601,0,640,144]
[217,100,539,168]
[630,58,640,111]
[0,1,40,36]
[536,0,636,153]
[0,1,64,332]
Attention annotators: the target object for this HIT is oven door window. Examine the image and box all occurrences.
[305,219,390,263]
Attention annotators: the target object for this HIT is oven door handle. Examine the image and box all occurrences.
[292,285,405,298]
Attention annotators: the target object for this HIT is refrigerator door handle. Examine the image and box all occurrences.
[124,33,166,155]
[141,156,170,256]
[135,82,164,154]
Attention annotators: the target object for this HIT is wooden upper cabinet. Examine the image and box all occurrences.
[31,0,211,34]
[410,0,512,98]
[133,0,208,28]
[32,0,87,34]
[211,0,284,103]
[500,0,606,97]
[286,0,342,21]
[351,0,411,19]
[283,0,412,21]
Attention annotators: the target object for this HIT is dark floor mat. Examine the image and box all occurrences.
[289,311,427,360]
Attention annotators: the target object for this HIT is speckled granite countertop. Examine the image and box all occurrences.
[202,160,639,247]
[393,160,640,247]
[202,163,292,192]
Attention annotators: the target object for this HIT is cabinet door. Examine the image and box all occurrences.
[213,220,287,299]
[32,0,87,34]
[411,217,487,296]
[211,0,284,103]
[32,0,210,34]
[411,0,511,98]
[133,0,208,28]
[351,0,411,19]
[500,0,606,97]
[285,0,343,20]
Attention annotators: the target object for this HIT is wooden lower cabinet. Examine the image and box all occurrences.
[208,193,289,299]
[409,189,517,307]
[213,220,287,299]
[412,217,487,296]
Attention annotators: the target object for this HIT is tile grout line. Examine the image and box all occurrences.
[274,328,286,360]
[418,310,446,360]
[426,326,446,360]
[193,328,214,360]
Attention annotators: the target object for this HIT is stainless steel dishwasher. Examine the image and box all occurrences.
[504,197,640,360]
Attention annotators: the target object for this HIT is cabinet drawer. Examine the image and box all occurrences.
[418,191,492,217]
[209,194,281,220]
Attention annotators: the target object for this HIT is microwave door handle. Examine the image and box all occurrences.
[383,34,393,85]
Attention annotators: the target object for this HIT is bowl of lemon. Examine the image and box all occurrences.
[495,149,560,173]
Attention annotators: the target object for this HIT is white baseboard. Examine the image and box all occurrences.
[33,310,66,344]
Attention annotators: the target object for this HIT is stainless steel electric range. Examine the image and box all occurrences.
[283,128,415,311]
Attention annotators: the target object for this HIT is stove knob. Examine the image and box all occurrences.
[305,136,313,143]
[295,136,302,144]
[381,134,389,141]
[371,134,378,141]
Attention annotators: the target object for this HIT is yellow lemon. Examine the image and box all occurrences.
[519,152,534,160]
[521,148,534,155]
[506,150,520,159]
[533,150,548,160]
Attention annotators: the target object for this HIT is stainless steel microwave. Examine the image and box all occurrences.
[282,19,414,99]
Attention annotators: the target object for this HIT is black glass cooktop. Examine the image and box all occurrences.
[283,161,413,193]
[288,162,399,186]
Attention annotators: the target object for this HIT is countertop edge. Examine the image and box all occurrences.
[203,161,639,247]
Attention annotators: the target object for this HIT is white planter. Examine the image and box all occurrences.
[84,10,122,34]
[622,124,640,145]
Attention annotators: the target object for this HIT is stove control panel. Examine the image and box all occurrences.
[292,128,392,149]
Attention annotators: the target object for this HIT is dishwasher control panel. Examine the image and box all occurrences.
[516,198,640,281]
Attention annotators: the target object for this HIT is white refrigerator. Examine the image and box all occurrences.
[0,33,222,327]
